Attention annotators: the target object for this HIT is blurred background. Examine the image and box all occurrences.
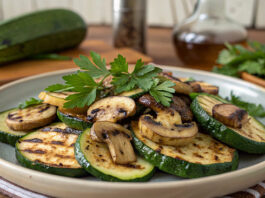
[0,0,264,86]
[0,0,264,28]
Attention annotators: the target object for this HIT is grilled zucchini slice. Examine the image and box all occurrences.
[6,103,56,131]
[119,88,146,99]
[191,94,265,154]
[57,109,92,130]
[0,109,27,146]
[15,123,87,177]
[39,91,88,114]
[75,128,155,182]
[131,121,238,178]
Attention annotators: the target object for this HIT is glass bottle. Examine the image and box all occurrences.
[173,0,247,67]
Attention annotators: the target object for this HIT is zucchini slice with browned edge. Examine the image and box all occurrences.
[131,121,238,178]
[0,109,27,146]
[191,94,265,154]
[119,88,146,99]
[57,109,92,130]
[15,122,87,177]
[75,128,155,182]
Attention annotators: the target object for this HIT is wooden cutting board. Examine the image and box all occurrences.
[0,40,152,85]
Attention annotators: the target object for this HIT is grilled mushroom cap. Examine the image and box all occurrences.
[87,96,136,122]
[187,81,219,95]
[159,73,193,95]
[91,121,136,165]
[170,96,193,122]
[6,104,56,131]
[138,94,198,146]
[212,103,249,128]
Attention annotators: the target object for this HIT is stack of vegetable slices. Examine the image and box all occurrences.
[0,52,265,182]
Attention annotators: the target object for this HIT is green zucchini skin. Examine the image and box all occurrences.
[191,95,265,154]
[131,124,239,178]
[15,123,87,177]
[57,110,92,130]
[0,109,27,146]
[75,128,155,182]
[0,9,87,65]
[15,148,87,177]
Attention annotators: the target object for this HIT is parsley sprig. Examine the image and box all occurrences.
[213,41,265,78]
[227,92,265,118]
[45,51,175,108]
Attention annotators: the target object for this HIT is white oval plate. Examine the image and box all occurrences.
[0,66,264,198]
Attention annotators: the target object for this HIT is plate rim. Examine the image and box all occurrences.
[0,66,265,189]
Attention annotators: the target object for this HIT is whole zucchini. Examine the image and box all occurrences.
[0,9,87,65]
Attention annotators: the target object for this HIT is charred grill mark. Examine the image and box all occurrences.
[85,145,90,150]
[70,143,75,147]
[19,120,23,122]
[144,115,162,126]
[102,132,108,139]
[41,127,51,132]
[155,145,163,153]
[256,134,265,141]
[122,164,143,169]
[37,104,50,113]
[22,149,46,154]
[214,155,219,161]
[112,130,120,136]
[7,113,15,119]
[51,141,64,145]
[22,138,43,143]
[43,127,81,135]
[91,108,100,114]
[64,127,82,135]
[193,153,203,158]
[55,154,75,159]
[51,128,64,132]
[118,108,127,116]
[119,149,124,155]
[7,113,22,120]
[95,144,99,148]
[175,148,184,154]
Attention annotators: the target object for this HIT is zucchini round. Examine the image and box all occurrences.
[15,123,87,177]
[0,9,87,65]
[131,121,238,178]
[75,128,155,182]
[119,89,146,99]
[191,94,265,154]
[0,109,27,146]
[57,110,92,130]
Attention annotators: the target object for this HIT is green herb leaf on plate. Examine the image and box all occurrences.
[228,92,265,118]
[18,97,43,109]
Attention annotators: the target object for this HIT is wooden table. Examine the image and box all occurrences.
[0,26,265,198]
[88,26,265,70]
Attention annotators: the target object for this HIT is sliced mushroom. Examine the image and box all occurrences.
[212,104,248,128]
[187,81,219,95]
[159,73,193,95]
[139,115,198,146]
[87,96,136,122]
[91,121,136,165]
[138,94,198,146]
[170,96,193,122]
[6,104,56,131]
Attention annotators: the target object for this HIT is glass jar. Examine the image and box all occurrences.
[173,0,247,67]
[112,0,147,53]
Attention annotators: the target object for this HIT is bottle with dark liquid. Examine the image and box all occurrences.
[173,0,247,67]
